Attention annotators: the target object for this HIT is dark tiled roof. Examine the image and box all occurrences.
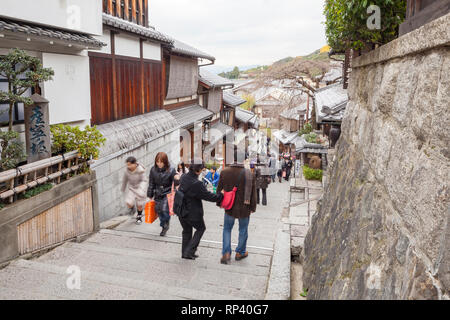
[0,17,105,48]
[295,136,328,153]
[235,107,259,129]
[272,129,299,145]
[103,14,173,45]
[315,82,348,123]
[199,69,234,88]
[97,110,178,157]
[170,104,213,128]
[171,39,215,61]
[223,91,246,107]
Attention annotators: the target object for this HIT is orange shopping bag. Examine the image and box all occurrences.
[167,183,176,216]
[145,200,158,224]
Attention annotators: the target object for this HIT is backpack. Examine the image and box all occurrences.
[173,182,194,218]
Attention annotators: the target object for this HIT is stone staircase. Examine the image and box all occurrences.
[0,229,273,300]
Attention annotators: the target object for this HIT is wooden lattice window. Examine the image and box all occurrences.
[103,0,148,27]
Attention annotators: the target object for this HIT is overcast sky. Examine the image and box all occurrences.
[149,0,327,67]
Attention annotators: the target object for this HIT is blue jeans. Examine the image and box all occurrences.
[155,197,170,227]
[222,214,250,255]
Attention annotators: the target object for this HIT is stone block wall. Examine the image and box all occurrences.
[302,14,449,299]
[93,129,180,222]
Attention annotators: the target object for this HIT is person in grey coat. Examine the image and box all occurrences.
[255,161,271,206]
[121,156,148,224]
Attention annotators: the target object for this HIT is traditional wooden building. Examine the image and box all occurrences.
[89,11,173,125]
[314,82,348,147]
[279,102,308,133]
[89,1,218,221]
[163,40,216,163]
[0,0,104,130]
[197,69,236,164]
[400,0,450,36]
[294,136,328,171]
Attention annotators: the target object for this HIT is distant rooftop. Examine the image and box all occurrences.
[170,39,215,62]
[280,102,308,121]
[235,107,259,129]
[223,91,246,107]
[170,104,213,129]
[199,69,234,88]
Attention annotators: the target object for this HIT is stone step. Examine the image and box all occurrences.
[2,259,240,300]
[0,259,159,300]
[36,241,266,299]
[93,229,273,267]
[52,239,271,277]
[115,219,277,252]
[0,285,63,300]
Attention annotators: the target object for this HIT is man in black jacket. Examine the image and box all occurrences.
[178,160,224,260]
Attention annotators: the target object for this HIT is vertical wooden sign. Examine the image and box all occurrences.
[24,94,51,163]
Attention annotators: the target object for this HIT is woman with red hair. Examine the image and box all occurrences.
[147,152,179,236]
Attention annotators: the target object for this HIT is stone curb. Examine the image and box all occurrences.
[265,221,291,300]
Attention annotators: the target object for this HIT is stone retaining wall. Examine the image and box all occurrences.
[92,129,180,223]
[302,13,449,299]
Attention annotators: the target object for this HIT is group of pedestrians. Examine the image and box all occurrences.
[273,155,293,183]
[120,149,261,264]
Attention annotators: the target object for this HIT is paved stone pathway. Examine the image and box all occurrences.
[0,180,290,300]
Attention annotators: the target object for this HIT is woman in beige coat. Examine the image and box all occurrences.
[121,156,148,224]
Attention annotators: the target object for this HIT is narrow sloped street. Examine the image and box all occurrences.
[0,181,290,300]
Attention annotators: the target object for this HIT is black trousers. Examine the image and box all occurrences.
[179,217,206,257]
[257,188,267,206]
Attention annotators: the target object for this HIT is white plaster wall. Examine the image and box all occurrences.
[115,34,140,58]
[93,129,180,222]
[142,41,161,61]
[0,0,102,36]
[41,52,91,125]
[96,30,111,55]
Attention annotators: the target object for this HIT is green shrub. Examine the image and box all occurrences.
[51,124,106,160]
[23,183,53,199]
[299,123,313,136]
[0,131,26,171]
[304,133,318,144]
[324,0,406,51]
[303,166,323,181]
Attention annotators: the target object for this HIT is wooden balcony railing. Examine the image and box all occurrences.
[0,151,91,204]
[104,0,149,27]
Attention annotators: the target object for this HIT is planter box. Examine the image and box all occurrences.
[0,172,100,265]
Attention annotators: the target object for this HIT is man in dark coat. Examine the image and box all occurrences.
[178,160,224,260]
[217,150,257,264]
